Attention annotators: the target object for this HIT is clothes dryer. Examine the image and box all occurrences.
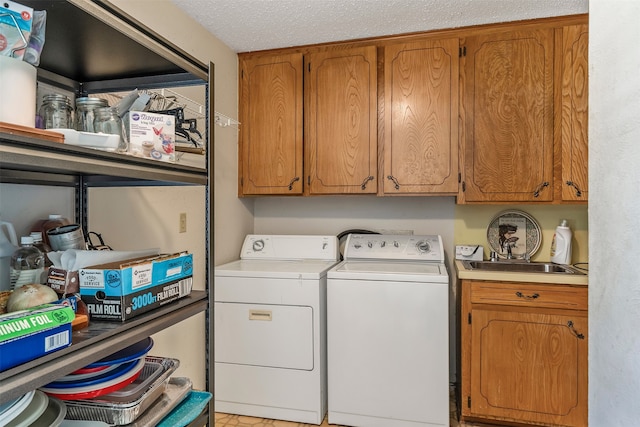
[214,234,340,424]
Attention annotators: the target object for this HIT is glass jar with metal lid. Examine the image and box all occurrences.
[75,97,108,132]
[93,106,127,152]
[39,94,74,129]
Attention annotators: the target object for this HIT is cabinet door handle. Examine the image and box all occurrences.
[288,177,300,190]
[533,181,550,198]
[566,181,583,197]
[387,175,400,190]
[361,176,374,190]
[567,320,585,339]
[515,291,539,300]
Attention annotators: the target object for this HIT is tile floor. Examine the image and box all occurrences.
[214,388,500,426]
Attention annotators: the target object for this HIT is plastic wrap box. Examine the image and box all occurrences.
[79,253,193,322]
[0,322,72,372]
[0,304,75,343]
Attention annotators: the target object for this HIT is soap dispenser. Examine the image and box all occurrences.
[550,219,572,265]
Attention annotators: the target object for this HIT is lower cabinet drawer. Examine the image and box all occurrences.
[468,281,588,310]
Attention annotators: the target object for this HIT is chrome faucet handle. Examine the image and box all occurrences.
[505,243,514,259]
[523,252,531,262]
[489,251,498,262]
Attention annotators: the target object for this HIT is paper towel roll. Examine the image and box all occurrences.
[0,56,37,127]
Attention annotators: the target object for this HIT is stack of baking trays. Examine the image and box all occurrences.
[38,337,194,426]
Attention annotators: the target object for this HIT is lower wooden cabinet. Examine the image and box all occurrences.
[460,280,588,426]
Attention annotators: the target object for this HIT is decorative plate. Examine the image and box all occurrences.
[486,210,542,259]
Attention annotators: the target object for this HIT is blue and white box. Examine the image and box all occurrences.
[79,252,193,321]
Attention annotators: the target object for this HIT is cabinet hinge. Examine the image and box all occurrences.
[458,173,461,183]
[308,63,311,72]
[468,313,472,324]
[308,176,311,185]
[462,181,466,192]
[459,46,466,57]
[467,396,471,408]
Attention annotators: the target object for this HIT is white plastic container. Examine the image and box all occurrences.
[0,56,37,127]
[550,219,572,265]
[0,220,19,291]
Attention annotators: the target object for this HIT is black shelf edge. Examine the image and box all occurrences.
[0,133,208,185]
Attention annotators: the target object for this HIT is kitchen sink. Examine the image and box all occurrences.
[461,260,585,275]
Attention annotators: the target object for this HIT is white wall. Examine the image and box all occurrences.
[83,0,251,390]
[105,0,254,266]
[589,1,640,425]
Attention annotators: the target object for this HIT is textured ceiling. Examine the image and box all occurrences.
[169,0,588,53]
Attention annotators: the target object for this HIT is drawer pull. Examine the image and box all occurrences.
[515,291,539,300]
[249,310,272,321]
[567,320,585,339]
[288,177,300,190]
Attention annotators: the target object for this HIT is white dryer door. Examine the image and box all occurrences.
[215,302,314,370]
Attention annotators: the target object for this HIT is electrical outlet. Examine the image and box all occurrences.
[179,213,187,233]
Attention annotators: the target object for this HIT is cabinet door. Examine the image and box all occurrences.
[460,29,554,202]
[469,308,588,427]
[560,24,588,202]
[305,46,378,194]
[239,53,303,195]
[383,39,459,194]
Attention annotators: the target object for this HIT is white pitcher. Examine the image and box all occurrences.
[0,219,18,291]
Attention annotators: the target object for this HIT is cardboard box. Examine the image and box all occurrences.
[0,323,72,372]
[0,304,75,343]
[127,111,175,162]
[79,252,193,321]
[47,267,80,295]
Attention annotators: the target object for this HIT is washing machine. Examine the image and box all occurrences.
[214,234,340,424]
[327,233,449,427]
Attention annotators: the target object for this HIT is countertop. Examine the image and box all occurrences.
[454,260,588,286]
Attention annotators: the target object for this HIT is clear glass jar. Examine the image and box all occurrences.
[94,106,128,152]
[39,94,74,129]
[75,97,108,132]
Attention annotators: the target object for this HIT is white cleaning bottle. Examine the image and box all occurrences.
[550,219,572,265]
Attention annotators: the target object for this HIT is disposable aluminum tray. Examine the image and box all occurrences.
[123,377,193,427]
[63,356,179,425]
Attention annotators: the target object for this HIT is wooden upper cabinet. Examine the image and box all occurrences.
[305,46,378,194]
[460,29,555,202]
[383,39,459,195]
[239,53,303,195]
[560,24,588,202]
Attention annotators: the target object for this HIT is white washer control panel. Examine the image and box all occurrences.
[343,234,444,262]
[240,235,339,261]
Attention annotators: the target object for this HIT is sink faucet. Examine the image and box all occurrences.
[504,243,514,259]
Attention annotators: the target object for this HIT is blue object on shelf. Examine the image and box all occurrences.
[85,337,153,368]
[157,390,212,427]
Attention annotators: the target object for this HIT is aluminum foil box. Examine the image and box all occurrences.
[0,323,72,372]
[79,252,193,321]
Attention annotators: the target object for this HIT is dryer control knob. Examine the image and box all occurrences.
[252,239,265,252]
